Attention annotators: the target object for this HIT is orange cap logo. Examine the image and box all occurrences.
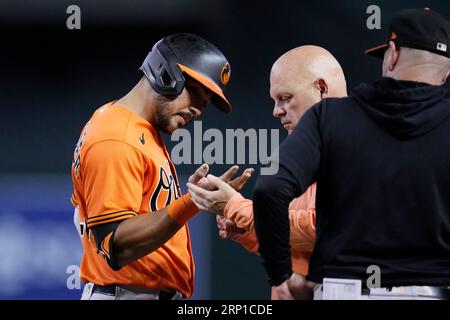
[220,63,231,85]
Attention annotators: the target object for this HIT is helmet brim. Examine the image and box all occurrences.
[178,63,231,113]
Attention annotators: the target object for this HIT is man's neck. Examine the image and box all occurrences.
[389,65,445,86]
[114,81,154,123]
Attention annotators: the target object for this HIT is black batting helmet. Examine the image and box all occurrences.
[140,33,232,113]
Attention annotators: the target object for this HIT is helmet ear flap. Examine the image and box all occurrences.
[139,39,185,96]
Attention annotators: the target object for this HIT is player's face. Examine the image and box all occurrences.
[270,71,321,135]
[155,78,212,134]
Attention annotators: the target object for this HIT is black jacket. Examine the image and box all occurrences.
[253,77,450,287]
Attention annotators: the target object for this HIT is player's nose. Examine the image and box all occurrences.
[273,104,285,118]
[189,105,203,119]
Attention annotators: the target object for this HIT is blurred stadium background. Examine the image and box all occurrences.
[1,0,449,299]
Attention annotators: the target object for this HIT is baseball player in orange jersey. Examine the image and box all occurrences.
[187,45,348,299]
[71,33,252,300]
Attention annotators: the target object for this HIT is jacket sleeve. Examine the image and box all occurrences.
[253,102,324,286]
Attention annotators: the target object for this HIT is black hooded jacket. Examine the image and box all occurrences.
[253,77,450,287]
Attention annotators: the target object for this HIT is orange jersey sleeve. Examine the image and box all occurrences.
[81,140,144,229]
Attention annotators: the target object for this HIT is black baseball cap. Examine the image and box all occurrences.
[365,8,450,59]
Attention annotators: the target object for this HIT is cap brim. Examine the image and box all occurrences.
[364,43,389,59]
[178,63,231,113]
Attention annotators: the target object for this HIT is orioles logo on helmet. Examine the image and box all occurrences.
[220,63,231,85]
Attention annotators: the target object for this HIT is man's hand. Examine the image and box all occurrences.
[228,167,254,191]
[187,174,238,215]
[272,279,295,300]
[188,164,210,187]
[216,215,246,240]
[273,273,315,300]
[194,165,254,192]
[187,166,254,215]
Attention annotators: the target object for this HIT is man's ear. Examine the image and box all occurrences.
[315,78,328,99]
[388,41,400,72]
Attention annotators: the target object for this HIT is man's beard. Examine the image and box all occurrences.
[154,95,174,134]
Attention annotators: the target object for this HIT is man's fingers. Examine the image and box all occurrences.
[206,174,234,192]
[216,217,226,228]
[287,273,314,300]
[219,165,239,182]
[225,220,237,229]
[187,183,211,206]
[216,215,228,226]
[197,176,216,191]
[229,168,254,191]
[288,273,305,288]
[187,182,213,199]
[188,164,209,184]
[188,190,209,211]
[218,221,227,230]
[229,168,254,185]
[274,281,295,300]
[246,168,255,174]
[216,216,232,231]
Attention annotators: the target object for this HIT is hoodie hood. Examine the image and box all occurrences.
[353,77,450,139]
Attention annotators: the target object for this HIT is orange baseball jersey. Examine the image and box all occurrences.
[223,183,317,276]
[71,102,195,297]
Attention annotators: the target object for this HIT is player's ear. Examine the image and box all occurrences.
[315,78,328,99]
[388,41,400,72]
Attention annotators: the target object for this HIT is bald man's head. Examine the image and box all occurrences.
[270,45,347,133]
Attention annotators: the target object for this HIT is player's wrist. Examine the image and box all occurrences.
[167,193,199,225]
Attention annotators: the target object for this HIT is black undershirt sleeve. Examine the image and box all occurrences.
[253,102,324,286]
[91,221,122,271]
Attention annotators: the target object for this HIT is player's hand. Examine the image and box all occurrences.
[188,164,210,186]
[272,279,295,300]
[187,174,238,215]
[216,215,246,240]
[273,273,315,300]
[195,165,254,192]
[228,167,254,191]
[195,165,238,191]
[284,273,315,300]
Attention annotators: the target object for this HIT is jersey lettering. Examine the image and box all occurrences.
[149,160,180,211]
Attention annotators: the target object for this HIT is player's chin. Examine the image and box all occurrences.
[165,119,184,134]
